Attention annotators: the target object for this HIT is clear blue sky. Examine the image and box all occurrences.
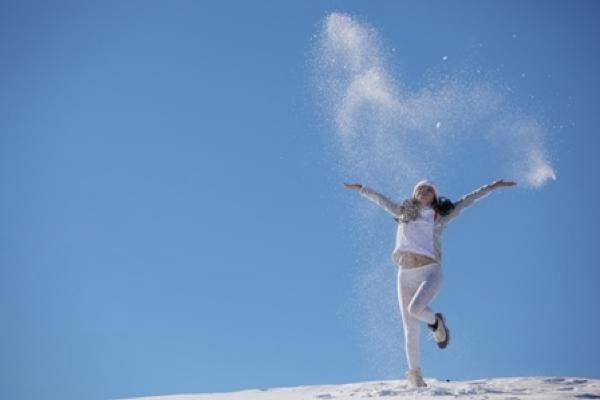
[1,1,599,399]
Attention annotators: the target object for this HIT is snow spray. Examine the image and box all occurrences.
[312,12,555,190]
[310,12,556,376]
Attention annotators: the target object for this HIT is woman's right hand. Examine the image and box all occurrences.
[343,182,363,190]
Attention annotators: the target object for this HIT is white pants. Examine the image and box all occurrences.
[397,263,443,370]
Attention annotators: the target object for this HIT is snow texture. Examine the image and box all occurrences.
[122,377,600,400]
[312,12,556,190]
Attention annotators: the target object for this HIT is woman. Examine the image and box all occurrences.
[344,179,516,388]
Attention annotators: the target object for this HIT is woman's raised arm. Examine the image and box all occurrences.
[443,179,516,222]
[344,182,404,217]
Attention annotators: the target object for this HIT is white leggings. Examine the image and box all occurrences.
[397,263,443,370]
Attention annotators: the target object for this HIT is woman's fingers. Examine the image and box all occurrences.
[344,182,363,190]
[492,180,517,188]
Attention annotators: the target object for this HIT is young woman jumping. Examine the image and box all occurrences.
[344,179,516,388]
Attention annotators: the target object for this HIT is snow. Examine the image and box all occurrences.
[122,377,600,400]
[313,12,556,189]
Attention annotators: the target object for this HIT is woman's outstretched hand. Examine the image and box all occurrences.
[344,182,363,191]
[490,179,517,189]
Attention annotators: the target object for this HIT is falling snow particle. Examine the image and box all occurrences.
[442,56,448,61]
[436,122,442,129]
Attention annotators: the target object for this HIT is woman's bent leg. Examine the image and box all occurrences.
[406,265,442,325]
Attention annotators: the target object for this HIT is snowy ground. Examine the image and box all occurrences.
[123,377,600,400]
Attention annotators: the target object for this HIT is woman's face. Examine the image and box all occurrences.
[414,185,436,206]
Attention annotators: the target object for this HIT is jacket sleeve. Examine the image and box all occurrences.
[442,183,494,224]
[358,186,403,217]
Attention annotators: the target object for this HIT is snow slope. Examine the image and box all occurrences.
[123,377,600,400]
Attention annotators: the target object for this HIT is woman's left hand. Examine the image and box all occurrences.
[490,179,517,189]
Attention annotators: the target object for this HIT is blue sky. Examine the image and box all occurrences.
[1,1,599,399]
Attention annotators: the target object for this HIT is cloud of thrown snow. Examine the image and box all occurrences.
[312,12,556,192]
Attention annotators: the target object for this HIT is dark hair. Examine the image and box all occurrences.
[393,196,455,223]
[432,196,455,216]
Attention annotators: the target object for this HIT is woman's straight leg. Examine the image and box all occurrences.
[397,264,443,370]
[398,267,421,370]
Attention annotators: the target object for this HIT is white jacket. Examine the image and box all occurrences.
[359,184,494,264]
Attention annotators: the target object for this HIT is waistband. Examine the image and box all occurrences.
[398,262,440,271]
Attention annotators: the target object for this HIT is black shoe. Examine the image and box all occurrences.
[428,313,450,349]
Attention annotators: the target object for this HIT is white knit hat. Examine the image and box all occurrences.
[412,180,438,198]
